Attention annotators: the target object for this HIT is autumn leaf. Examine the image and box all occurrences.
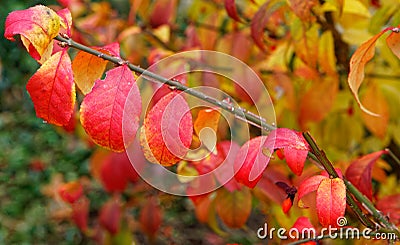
[234,136,273,188]
[139,196,162,238]
[361,83,389,139]
[99,197,121,235]
[273,128,310,176]
[386,28,400,59]
[288,0,318,22]
[376,194,400,225]
[80,65,141,152]
[71,197,90,232]
[299,77,339,129]
[72,43,120,94]
[26,49,75,126]
[58,181,83,204]
[297,175,327,207]
[318,31,337,75]
[140,91,193,166]
[345,150,387,200]
[316,178,346,227]
[347,28,390,116]
[251,0,286,52]
[225,0,242,22]
[215,188,252,228]
[4,5,61,61]
[149,0,177,28]
[290,217,317,244]
[57,8,72,36]
[194,108,221,152]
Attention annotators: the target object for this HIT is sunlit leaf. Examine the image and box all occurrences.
[72,43,120,94]
[215,188,252,228]
[345,150,387,200]
[316,178,346,227]
[194,108,221,152]
[80,65,141,152]
[140,91,192,166]
[348,28,390,116]
[26,50,75,126]
[318,31,337,75]
[4,5,61,61]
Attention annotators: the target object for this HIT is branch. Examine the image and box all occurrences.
[55,35,276,132]
[55,35,399,238]
[303,132,400,239]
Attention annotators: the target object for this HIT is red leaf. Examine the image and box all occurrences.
[348,28,390,116]
[26,50,75,126]
[274,128,310,176]
[345,150,387,200]
[80,65,141,152]
[290,217,317,244]
[57,8,72,36]
[316,178,346,227]
[215,188,252,228]
[99,197,121,235]
[140,91,193,166]
[225,0,241,22]
[376,194,400,225]
[71,197,89,232]
[149,0,177,28]
[386,27,400,59]
[100,151,138,193]
[251,1,285,52]
[139,196,162,238]
[297,175,327,205]
[4,5,60,61]
[234,136,273,188]
[58,181,83,204]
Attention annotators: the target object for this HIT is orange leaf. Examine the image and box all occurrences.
[80,65,141,152]
[194,108,221,152]
[72,43,120,94]
[316,178,346,227]
[386,28,400,59]
[299,77,338,129]
[58,181,83,204]
[4,5,61,61]
[297,175,327,206]
[215,188,252,228]
[361,83,389,138]
[26,50,75,126]
[348,28,390,116]
[140,91,193,166]
[345,150,387,200]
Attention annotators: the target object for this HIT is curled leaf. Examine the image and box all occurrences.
[80,65,141,152]
[224,0,241,22]
[26,50,75,126]
[347,28,390,116]
[4,5,61,61]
